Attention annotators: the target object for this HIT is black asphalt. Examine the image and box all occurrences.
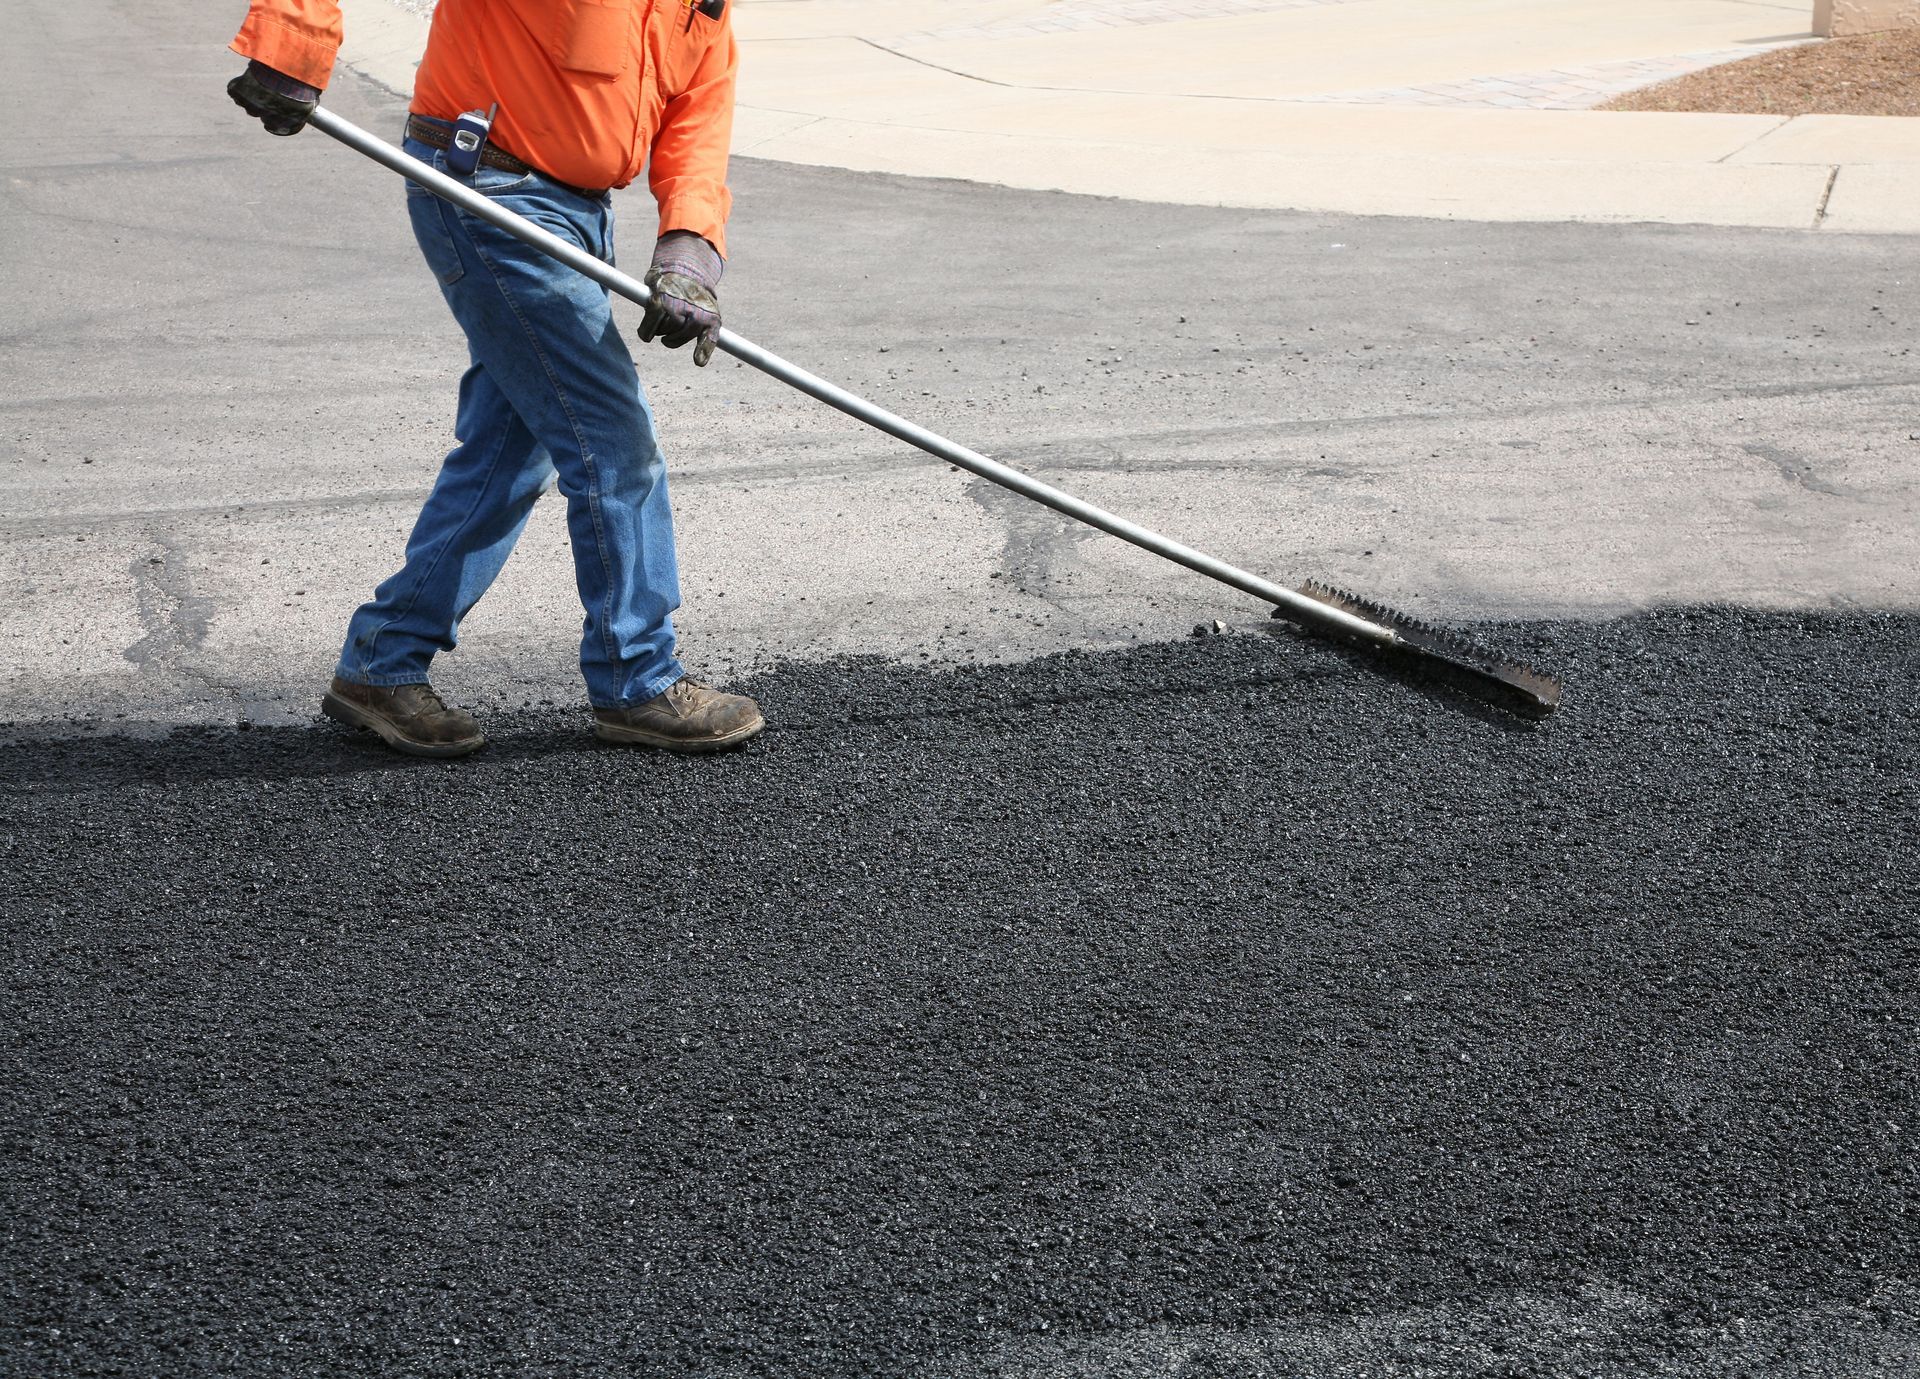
[3,606,1917,1377]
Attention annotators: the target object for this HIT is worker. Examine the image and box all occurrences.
[227,0,765,757]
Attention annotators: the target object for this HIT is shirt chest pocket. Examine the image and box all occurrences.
[506,0,634,79]
[649,0,721,100]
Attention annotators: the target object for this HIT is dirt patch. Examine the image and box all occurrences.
[1603,29,1920,117]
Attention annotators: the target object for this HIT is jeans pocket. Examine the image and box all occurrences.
[470,163,537,198]
[407,185,466,286]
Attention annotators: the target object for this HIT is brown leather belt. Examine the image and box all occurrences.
[405,115,606,200]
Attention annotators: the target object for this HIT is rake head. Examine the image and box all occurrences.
[1272,580,1562,720]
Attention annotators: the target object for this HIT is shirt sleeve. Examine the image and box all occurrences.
[648,19,738,259]
[230,0,346,89]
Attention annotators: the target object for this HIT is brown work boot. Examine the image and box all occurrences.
[593,678,765,753]
[320,677,487,758]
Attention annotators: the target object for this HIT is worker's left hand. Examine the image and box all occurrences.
[638,232,723,367]
[227,60,320,137]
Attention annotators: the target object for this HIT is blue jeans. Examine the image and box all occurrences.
[336,136,685,709]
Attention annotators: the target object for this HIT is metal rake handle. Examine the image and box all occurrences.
[306,105,1397,648]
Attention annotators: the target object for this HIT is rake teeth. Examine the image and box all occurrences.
[1276,580,1563,719]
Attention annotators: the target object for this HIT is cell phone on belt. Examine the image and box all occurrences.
[447,102,500,177]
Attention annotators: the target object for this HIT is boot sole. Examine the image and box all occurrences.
[593,713,766,754]
[321,691,487,759]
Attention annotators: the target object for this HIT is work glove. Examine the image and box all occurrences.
[227,60,320,137]
[638,231,723,367]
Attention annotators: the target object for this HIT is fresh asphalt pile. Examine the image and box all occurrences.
[3,606,1916,1378]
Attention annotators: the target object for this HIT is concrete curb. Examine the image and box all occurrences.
[338,0,427,98]
[335,0,1920,232]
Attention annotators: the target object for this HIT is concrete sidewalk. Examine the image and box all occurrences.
[346,0,1920,231]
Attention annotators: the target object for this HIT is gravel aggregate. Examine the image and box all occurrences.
[1604,30,1920,117]
[3,606,1917,1377]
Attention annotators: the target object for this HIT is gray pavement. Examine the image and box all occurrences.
[2,0,1917,731]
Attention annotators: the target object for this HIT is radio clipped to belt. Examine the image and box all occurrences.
[446,101,500,177]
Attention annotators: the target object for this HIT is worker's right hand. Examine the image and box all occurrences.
[227,60,320,137]
[638,232,724,367]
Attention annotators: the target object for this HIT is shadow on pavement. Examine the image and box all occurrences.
[0,719,614,795]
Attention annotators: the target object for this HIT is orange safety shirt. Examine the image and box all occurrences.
[231,0,738,255]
